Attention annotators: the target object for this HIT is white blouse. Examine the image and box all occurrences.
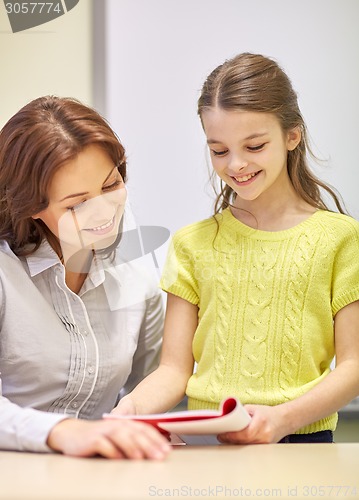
[0,239,164,452]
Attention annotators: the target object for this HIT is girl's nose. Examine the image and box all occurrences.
[238,161,248,172]
[228,156,248,174]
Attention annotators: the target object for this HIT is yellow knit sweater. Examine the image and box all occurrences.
[160,209,359,433]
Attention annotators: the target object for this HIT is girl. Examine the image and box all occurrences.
[0,96,170,459]
[115,53,359,444]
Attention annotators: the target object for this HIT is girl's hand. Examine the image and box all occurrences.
[217,404,290,444]
[111,396,137,416]
[47,418,171,459]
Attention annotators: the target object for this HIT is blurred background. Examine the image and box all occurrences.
[1,0,358,441]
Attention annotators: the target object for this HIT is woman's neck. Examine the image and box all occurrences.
[64,268,88,294]
[45,233,94,294]
[63,248,94,293]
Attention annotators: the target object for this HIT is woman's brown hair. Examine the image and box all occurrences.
[0,95,127,255]
[198,52,346,215]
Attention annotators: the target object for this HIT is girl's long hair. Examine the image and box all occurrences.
[0,96,127,255]
[197,53,346,215]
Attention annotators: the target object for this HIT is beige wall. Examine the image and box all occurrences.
[0,0,93,128]
[335,419,359,443]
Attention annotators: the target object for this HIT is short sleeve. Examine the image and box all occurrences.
[332,219,359,316]
[160,233,199,305]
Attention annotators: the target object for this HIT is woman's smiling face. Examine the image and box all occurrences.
[33,144,127,254]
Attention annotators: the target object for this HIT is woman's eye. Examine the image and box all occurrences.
[247,144,265,152]
[67,200,86,211]
[65,179,123,210]
[211,149,228,157]
[103,179,123,191]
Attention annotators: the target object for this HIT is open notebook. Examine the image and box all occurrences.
[103,397,251,442]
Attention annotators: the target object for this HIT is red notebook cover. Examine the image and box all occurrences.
[104,397,251,435]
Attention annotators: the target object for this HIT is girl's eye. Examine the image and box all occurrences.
[103,179,123,191]
[247,144,265,152]
[211,149,228,157]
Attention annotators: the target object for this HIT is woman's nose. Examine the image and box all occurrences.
[80,193,116,222]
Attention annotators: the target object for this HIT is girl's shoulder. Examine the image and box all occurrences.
[316,210,359,236]
[171,215,219,244]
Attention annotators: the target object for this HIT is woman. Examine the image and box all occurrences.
[0,95,170,459]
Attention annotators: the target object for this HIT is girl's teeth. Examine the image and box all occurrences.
[234,172,256,182]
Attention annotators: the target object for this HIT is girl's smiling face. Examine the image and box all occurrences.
[33,144,127,254]
[201,108,301,207]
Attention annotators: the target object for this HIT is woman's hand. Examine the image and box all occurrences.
[47,418,171,459]
[217,404,290,444]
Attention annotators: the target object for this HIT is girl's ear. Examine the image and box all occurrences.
[287,126,301,151]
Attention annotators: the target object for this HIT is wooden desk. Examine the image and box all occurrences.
[0,444,358,500]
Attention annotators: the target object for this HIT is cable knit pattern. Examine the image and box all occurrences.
[207,230,232,401]
[240,240,275,401]
[160,209,359,433]
[279,232,318,399]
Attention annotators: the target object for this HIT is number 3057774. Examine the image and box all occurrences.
[5,3,62,15]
